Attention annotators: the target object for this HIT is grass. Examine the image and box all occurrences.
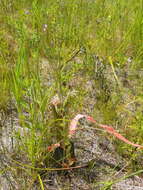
[0,0,143,189]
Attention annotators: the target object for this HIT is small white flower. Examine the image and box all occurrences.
[127,57,132,63]
[43,24,48,32]
[25,9,30,15]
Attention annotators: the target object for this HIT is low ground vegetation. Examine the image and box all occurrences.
[0,0,143,189]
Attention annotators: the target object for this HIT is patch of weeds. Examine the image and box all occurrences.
[0,0,143,189]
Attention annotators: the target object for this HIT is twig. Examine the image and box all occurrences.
[65,49,81,64]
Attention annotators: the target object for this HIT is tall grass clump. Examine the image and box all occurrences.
[0,0,143,188]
